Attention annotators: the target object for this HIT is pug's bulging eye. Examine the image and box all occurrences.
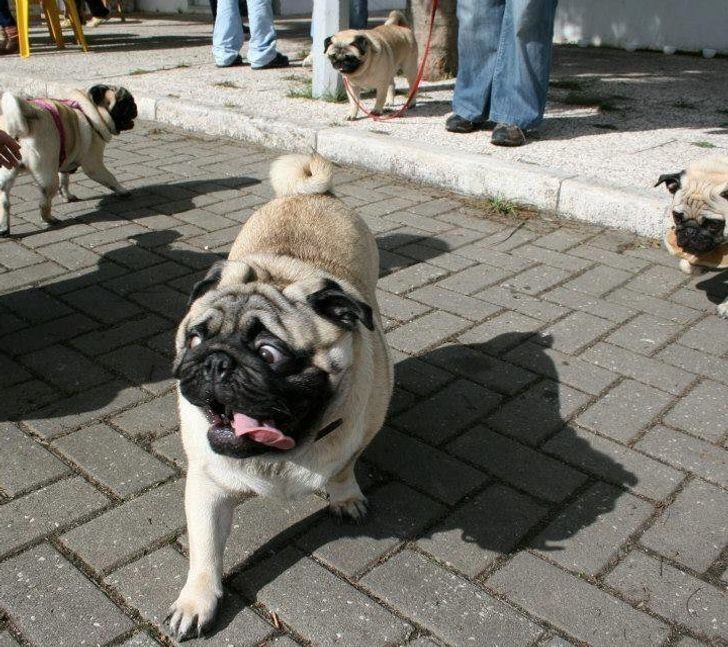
[188,334,202,349]
[258,344,284,365]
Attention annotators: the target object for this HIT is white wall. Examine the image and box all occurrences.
[554,0,728,54]
[280,0,405,16]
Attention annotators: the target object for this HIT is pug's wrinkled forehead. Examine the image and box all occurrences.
[656,157,728,222]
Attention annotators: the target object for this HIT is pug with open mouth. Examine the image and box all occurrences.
[167,154,393,639]
[0,84,137,236]
[657,156,728,317]
[325,10,418,120]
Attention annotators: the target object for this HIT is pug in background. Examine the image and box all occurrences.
[167,154,393,639]
[325,10,418,120]
[0,85,137,236]
[657,157,728,317]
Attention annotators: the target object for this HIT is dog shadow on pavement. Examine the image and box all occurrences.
[694,269,728,308]
[204,334,638,638]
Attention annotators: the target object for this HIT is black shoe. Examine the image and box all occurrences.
[252,52,289,70]
[216,54,244,68]
[445,113,478,133]
[491,123,526,147]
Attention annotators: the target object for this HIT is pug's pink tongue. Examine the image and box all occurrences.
[232,413,296,450]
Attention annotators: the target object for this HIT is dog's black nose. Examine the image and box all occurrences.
[203,352,235,381]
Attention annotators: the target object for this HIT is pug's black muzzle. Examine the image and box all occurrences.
[675,222,722,254]
[330,55,362,74]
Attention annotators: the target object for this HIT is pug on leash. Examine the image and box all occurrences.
[168,153,393,639]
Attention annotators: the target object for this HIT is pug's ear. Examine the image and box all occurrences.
[324,36,333,52]
[655,172,683,194]
[308,279,374,331]
[352,35,369,56]
[88,85,110,106]
[187,261,225,308]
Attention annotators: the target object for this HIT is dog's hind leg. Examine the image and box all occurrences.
[29,163,60,226]
[59,172,79,203]
[345,85,362,121]
[327,453,367,522]
[386,80,396,106]
[0,167,19,236]
[403,54,418,108]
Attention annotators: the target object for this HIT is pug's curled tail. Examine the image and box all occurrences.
[0,93,38,139]
[270,154,333,198]
[385,10,409,27]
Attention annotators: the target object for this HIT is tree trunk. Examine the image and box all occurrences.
[407,0,458,81]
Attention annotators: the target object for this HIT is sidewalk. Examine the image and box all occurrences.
[1,15,727,238]
[1,122,727,647]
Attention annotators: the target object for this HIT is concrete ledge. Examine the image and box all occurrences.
[1,72,667,239]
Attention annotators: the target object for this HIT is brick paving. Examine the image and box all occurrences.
[1,122,727,647]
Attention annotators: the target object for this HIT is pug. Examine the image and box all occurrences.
[167,154,393,639]
[0,85,137,236]
[325,10,418,120]
[657,156,728,317]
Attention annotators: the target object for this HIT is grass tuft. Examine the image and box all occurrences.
[692,141,716,148]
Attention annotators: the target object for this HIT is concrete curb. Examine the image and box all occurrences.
[1,73,667,239]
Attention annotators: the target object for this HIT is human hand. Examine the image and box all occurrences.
[0,130,21,169]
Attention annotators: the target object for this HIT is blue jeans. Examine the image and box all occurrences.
[453,0,557,129]
[213,0,276,68]
[349,0,367,29]
[0,0,16,26]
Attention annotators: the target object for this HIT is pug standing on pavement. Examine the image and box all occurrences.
[167,154,393,639]
[325,10,418,120]
[658,156,728,317]
[0,84,137,236]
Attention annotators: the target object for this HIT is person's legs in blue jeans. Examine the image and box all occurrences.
[489,0,557,129]
[451,0,504,124]
[247,0,277,68]
[212,0,244,67]
[0,0,16,27]
[349,0,368,30]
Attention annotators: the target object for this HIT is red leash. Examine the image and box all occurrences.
[342,0,439,121]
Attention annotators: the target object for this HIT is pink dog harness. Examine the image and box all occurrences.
[30,99,82,167]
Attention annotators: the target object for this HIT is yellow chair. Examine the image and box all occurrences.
[15,0,89,58]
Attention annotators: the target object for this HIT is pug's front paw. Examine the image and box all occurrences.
[718,301,728,319]
[166,582,221,640]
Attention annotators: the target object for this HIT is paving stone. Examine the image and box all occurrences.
[0,379,61,421]
[505,341,619,396]
[622,265,690,297]
[459,311,544,355]
[1,288,72,323]
[398,245,475,272]
[487,553,668,647]
[639,479,728,572]
[25,383,148,439]
[234,547,411,647]
[152,432,186,469]
[0,422,69,497]
[424,343,538,396]
[486,380,591,446]
[409,285,501,321]
[393,379,501,444]
[377,263,447,295]
[417,484,548,576]
[562,265,632,296]
[676,316,728,356]
[0,261,66,292]
[0,477,109,557]
[516,244,592,272]
[387,311,470,354]
[481,226,538,252]
[297,483,445,577]
[475,286,570,322]
[606,550,728,642]
[36,241,101,271]
[656,343,728,387]
[362,549,541,647]
[53,423,175,498]
[60,479,185,573]
[503,265,572,296]
[455,244,532,272]
[116,632,162,647]
[434,264,513,296]
[364,427,485,505]
[541,286,636,323]
[111,391,179,439]
[106,546,273,646]
[662,380,728,443]
[0,631,20,647]
[673,638,708,647]
[636,425,728,489]
[605,287,702,325]
[71,313,170,354]
[98,344,175,395]
[669,285,722,314]
[567,244,649,273]
[0,354,31,388]
[103,261,191,296]
[405,638,441,647]
[0,241,45,270]
[544,426,682,500]
[575,379,673,443]
[0,312,99,357]
[581,342,695,396]
[20,344,112,394]
[376,289,431,321]
[535,311,616,354]
[605,313,682,356]
[178,494,326,575]
[449,426,587,503]
[533,481,653,575]
[0,543,133,646]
